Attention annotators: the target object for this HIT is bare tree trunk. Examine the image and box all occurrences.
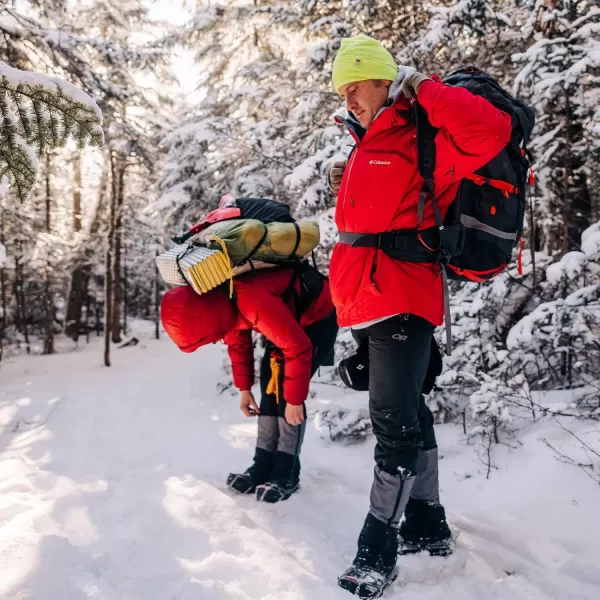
[111,156,125,344]
[73,153,82,232]
[85,274,91,344]
[65,266,85,341]
[123,241,128,337]
[0,212,6,363]
[43,276,54,354]
[43,151,54,355]
[96,294,101,337]
[65,154,84,342]
[15,251,30,353]
[155,249,160,340]
[104,248,113,366]
[104,151,119,367]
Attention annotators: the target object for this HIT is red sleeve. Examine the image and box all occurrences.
[224,328,254,392]
[417,80,512,184]
[236,285,312,406]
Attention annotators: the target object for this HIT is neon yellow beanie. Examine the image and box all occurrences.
[332,34,398,92]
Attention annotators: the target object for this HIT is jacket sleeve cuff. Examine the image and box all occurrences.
[284,379,309,406]
[285,393,306,406]
[233,374,254,392]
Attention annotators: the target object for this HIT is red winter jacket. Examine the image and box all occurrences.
[161,269,334,405]
[224,269,334,405]
[330,79,512,328]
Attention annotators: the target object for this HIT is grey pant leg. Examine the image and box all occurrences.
[277,417,306,456]
[410,447,440,503]
[369,465,416,526]
[256,415,279,453]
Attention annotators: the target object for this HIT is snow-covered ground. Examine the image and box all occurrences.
[1,324,600,600]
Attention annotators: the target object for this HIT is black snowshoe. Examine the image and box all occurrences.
[338,514,399,599]
[255,450,300,503]
[338,563,398,599]
[226,448,274,495]
[398,498,454,557]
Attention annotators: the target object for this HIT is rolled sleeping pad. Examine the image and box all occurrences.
[197,218,320,264]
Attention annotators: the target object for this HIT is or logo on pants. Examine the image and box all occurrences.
[392,333,407,341]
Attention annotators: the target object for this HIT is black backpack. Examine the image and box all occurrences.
[171,194,295,245]
[415,66,536,282]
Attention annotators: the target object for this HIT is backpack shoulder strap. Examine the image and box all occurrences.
[414,102,453,355]
[281,261,326,320]
[414,102,442,228]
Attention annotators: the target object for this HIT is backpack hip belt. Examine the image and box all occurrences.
[338,221,465,265]
[337,228,453,355]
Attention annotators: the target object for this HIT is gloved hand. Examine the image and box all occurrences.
[401,71,432,99]
[327,160,347,194]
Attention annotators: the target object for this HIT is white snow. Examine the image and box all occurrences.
[0,243,7,268]
[582,222,600,260]
[0,175,9,198]
[545,251,587,285]
[1,329,600,599]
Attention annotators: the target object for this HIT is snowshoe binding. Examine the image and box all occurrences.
[256,480,299,503]
[338,563,398,599]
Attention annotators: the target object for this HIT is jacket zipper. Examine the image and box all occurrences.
[342,149,359,229]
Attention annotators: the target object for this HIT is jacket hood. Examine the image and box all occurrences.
[160,286,236,353]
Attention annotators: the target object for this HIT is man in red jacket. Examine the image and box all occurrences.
[328,35,512,596]
[161,266,337,503]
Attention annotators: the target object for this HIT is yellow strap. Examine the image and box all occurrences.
[209,235,234,298]
[265,355,281,404]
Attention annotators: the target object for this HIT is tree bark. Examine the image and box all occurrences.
[104,247,112,366]
[123,241,128,337]
[96,293,101,337]
[85,273,91,344]
[0,212,7,363]
[15,250,29,353]
[65,266,86,341]
[73,154,82,233]
[155,249,160,340]
[104,151,119,367]
[43,150,54,355]
[111,155,125,344]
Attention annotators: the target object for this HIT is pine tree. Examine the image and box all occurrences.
[0,62,104,203]
[514,0,600,255]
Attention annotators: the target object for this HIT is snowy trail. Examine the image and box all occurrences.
[1,330,600,599]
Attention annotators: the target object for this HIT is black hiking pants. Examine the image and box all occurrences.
[354,314,440,526]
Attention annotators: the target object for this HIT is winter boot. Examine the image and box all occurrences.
[398,498,453,557]
[255,450,300,503]
[226,447,275,495]
[338,513,399,599]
